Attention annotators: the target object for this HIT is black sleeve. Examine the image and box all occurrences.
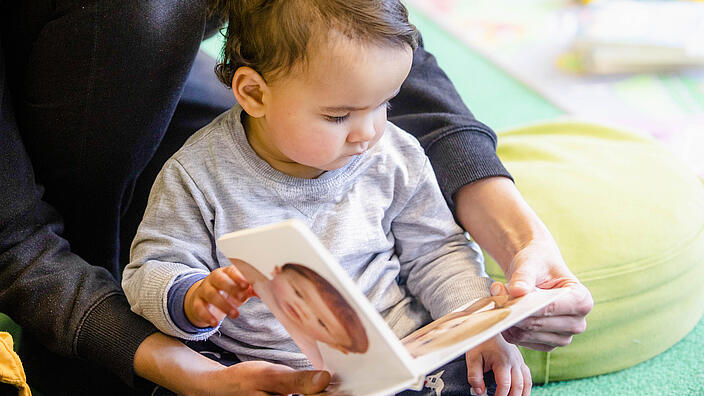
[388,41,513,208]
[0,54,156,387]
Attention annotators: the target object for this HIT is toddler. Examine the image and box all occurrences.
[123,1,529,395]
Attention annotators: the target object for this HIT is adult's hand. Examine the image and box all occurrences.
[454,177,593,352]
[134,333,331,395]
[489,240,593,351]
[198,360,331,396]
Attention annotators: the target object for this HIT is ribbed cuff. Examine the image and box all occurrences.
[168,273,212,334]
[75,292,157,386]
[425,126,513,209]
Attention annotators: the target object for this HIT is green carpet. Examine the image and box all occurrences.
[534,317,704,395]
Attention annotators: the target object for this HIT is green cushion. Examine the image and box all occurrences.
[486,121,704,382]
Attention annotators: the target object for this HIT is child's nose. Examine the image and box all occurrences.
[348,118,376,143]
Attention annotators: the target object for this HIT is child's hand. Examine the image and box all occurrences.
[466,335,531,396]
[184,266,256,328]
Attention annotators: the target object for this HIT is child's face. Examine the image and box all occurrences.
[270,267,353,353]
[248,38,413,178]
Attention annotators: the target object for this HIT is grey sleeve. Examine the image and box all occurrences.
[392,159,492,319]
[122,159,220,341]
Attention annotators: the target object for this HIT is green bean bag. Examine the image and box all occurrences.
[486,121,704,382]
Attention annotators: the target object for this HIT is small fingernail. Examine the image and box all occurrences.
[470,388,480,395]
[490,283,502,295]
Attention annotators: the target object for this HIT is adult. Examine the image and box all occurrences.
[0,0,592,394]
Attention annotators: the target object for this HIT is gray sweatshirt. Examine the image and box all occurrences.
[123,105,492,369]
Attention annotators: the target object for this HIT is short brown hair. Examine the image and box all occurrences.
[282,263,369,353]
[211,0,419,86]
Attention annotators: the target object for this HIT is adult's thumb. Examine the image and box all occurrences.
[245,362,331,395]
[507,266,537,298]
[277,369,331,395]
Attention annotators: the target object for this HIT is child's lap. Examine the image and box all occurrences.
[396,357,496,396]
[152,340,496,396]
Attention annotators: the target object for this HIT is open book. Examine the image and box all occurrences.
[216,219,566,396]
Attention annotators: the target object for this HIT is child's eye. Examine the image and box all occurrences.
[318,319,328,330]
[294,289,303,298]
[323,114,350,124]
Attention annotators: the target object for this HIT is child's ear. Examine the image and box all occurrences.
[231,67,268,118]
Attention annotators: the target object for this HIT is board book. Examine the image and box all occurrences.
[216,219,567,396]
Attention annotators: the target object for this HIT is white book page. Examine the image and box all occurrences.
[216,219,418,396]
[405,288,568,375]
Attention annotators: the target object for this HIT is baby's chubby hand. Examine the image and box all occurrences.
[466,335,531,396]
[184,266,256,328]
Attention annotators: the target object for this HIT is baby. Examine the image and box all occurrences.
[123,0,529,394]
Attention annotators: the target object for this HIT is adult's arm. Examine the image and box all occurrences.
[0,57,157,385]
[388,43,512,207]
[454,178,593,351]
[133,333,330,396]
[390,42,592,350]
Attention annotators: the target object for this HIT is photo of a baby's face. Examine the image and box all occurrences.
[270,266,353,353]
[402,296,517,358]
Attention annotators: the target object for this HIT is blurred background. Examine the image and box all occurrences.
[396,0,704,177]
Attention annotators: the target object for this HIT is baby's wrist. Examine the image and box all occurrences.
[184,279,210,328]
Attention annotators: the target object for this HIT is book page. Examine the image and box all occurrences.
[404,288,568,373]
[216,219,418,396]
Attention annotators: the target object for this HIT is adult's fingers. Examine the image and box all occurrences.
[466,353,486,395]
[506,283,591,349]
[498,282,592,350]
[244,362,330,395]
[492,365,511,396]
[501,334,556,352]
[502,327,573,350]
[507,367,524,396]
[521,364,532,396]
[530,283,593,318]
[505,257,540,298]
[513,315,587,336]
